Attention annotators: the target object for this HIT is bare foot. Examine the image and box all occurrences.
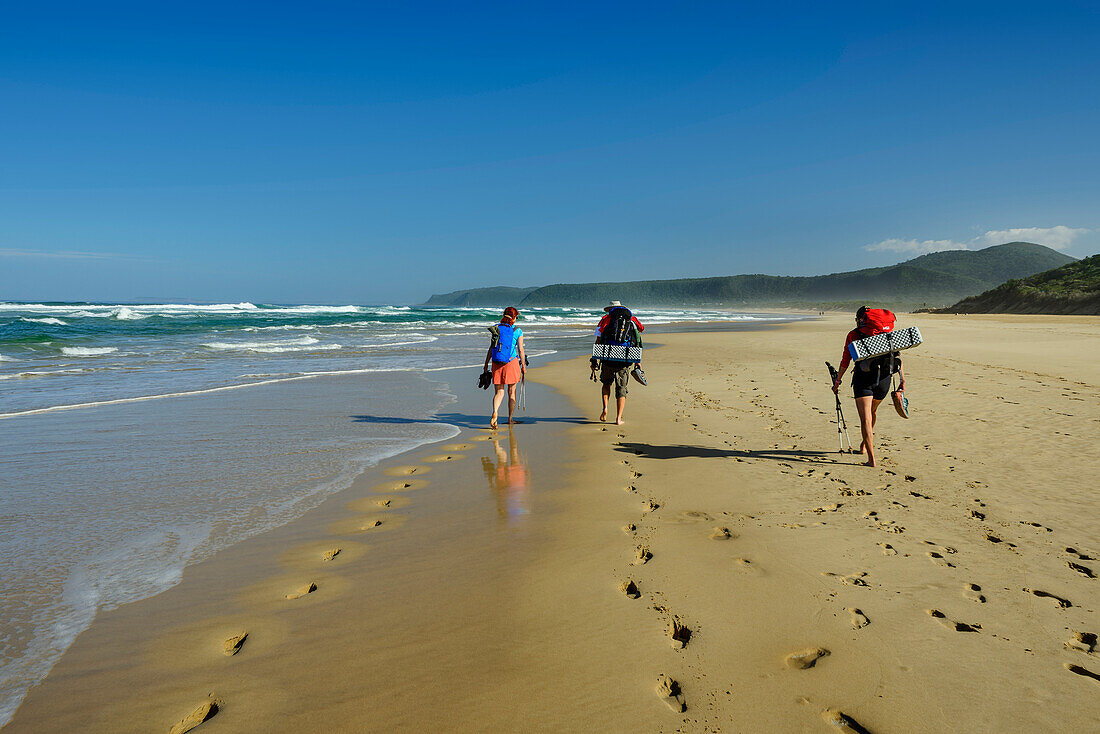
[863,459,876,467]
[599,410,607,422]
[489,415,498,430]
[616,417,625,425]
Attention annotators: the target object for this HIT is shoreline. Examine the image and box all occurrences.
[2,314,809,730]
[5,313,1098,731]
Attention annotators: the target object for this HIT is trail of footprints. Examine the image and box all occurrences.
[662,374,1100,726]
[162,438,489,732]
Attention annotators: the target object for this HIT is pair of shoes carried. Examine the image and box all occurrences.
[477,370,492,390]
[630,366,647,386]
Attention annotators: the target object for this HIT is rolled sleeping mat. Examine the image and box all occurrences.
[592,343,642,363]
[848,326,923,362]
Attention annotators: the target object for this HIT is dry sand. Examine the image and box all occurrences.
[5,314,1098,733]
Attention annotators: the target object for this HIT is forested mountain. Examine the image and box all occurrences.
[935,254,1099,315]
[424,243,1075,309]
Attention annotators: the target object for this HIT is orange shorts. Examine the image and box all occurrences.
[492,359,522,385]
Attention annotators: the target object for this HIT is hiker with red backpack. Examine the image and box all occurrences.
[831,306,907,467]
[591,301,644,425]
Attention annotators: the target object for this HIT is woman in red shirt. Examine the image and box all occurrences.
[831,307,906,467]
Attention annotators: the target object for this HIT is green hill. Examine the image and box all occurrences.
[424,285,537,307]
[423,243,1074,309]
[935,254,1100,315]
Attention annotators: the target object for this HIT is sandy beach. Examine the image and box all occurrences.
[5,313,1098,733]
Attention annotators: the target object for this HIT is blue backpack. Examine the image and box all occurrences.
[490,323,518,363]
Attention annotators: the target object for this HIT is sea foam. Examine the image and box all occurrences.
[202,336,321,351]
[60,347,118,357]
[20,317,68,326]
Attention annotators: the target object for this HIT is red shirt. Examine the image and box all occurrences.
[596,313,644,337]
[838,326,872,374]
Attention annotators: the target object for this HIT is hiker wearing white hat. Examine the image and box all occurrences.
[591,302,645,425]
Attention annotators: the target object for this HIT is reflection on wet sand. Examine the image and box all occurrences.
[481,429,530,522]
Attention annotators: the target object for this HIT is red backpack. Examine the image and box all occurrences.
[861,308,895,335]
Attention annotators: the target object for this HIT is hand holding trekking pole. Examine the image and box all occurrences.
[825,361,854,453]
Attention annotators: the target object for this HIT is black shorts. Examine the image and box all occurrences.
[852,372,891,400]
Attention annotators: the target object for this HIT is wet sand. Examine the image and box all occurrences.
[5,313,1099,732]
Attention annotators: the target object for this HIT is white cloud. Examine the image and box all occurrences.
[863,238,967,254]
[974,226,1090,251]
[864,225,1093,255]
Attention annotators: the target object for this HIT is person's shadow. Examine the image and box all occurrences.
[613,441,841,465]
[351,412,593,429]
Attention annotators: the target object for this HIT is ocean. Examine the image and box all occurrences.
[0,302,786,725]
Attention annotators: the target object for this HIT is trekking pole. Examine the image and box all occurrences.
[825,362,854,453]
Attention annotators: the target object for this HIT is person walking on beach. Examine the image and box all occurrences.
[590,300,644,425]
[831,306,906,467]
[484,307,526,429]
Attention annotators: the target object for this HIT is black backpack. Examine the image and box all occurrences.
[598,307,637,346]
[858,351,901,382]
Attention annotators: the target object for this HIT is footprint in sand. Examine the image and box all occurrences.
[285,582,317,600]
[927,609,980,632]
[821,709,871,733]
[622,523,637,534]
[822,571,869,587]
[1065,632,1097,654]
[624,485,638,493]
[785,647,829,669]
[733,557,756,572]
[620,580,641,599]
[1019,520,1053,532]
[633,546,653,565]
[376,478,428,493]
[383,465,431,477]
[846,608,870,629]
[1065,547,1097,561]
[877,543,897,556]
[963,583,986,603]
[927,551,955,568]
[1064,663,1100,683]
[425,454,464,463]
[1023,588,1072,608]
[222,632,248,656]
[321,548,341,562]
[643,499,661,514]
[969,509,986,520]
[710,527,734,540]
[1067,561,1095,578]
[169,700,220,734]
[441,442,474,451]
[656,675,686,712]
[668,617,692,648]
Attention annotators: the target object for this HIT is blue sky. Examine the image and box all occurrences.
[2,1,1097,304]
